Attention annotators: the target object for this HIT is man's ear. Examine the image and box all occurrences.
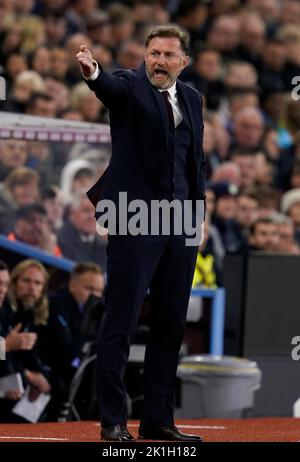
[182,55,190,69]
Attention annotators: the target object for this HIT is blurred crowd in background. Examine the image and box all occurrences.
[0,0,300,288]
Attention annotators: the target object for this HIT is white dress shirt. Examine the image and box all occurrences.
[158,83,182,128]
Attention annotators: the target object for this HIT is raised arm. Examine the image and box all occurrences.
[76,44,133,108]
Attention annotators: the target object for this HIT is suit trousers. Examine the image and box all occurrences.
[97,232,198,427]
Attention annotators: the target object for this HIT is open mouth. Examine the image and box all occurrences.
[154,69,168,77]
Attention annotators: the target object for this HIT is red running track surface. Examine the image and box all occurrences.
[0,418,299,442]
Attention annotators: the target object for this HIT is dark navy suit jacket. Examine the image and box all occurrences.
[85,63,206,211]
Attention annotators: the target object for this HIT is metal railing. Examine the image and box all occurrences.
[191,287,225,356]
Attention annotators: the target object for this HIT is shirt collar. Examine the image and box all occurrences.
[158,81,177,99]
[80,233,95,243]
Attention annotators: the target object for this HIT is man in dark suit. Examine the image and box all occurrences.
[76,24,206,441]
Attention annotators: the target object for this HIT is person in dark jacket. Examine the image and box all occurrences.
[47,262,105,386]
[58,192,107,271]
[76,24,206,441]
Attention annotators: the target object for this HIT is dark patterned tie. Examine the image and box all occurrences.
[161,90,175,130]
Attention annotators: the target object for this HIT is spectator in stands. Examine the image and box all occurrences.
[43,11,67,47]
[0,22,23,65]
[58,193,107,269]
[231,107,265,151]
[261,87,291,149]
[205,111,231,160]
[206,14,240,61]
[275,213,300,254]
[41,186,64,233]
[60,158,96,203]
[258,38,286,93]
[280,0,300,25]
[235,190,259,240]
[0,261,37,359]
[26,92,57,118]
[236,12,265,70]
[226,88,260,121]
[278,24,300,92]
[47,262,105,385]
[248,215,279,251]
[180,46,225,110]
[107,3,135,50]
[212,161,242,187]
[211,181,245,252]
[12,0,34,17]
[8,259,49,340]
[174,0,209,49]
[7,259,65,421]
[49,48,69,80]
[85,10,112,48]
[244,0,280,33]
[115,39,145,70]
[224,61,258,92]
[255,184,280,215]
[230,149,257,189]
[17,15,46,55]
[92,44,114,70]
[4,53,28,84]
[30,46,51,77]
[132,0,169,25]
[0,139,28,181]
[281,188,300,245]
[254,150,274,187]
[45,76,70,114]
[8,204,62,256]
[65,0,98,35]
[0,260,40,422]
[70,81,105,122]
[1,70,46,114]
[203,115,222,178]
[0,167,40,234]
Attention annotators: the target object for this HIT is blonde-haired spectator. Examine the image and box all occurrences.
[16,69,45,93]
[2,70,46,113]
[70,81,105,122]
[9,259,49,326]
[19,15,45,54]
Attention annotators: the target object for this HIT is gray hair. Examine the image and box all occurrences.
[145,24,190,55]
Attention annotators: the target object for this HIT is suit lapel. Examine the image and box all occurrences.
[150,88,169,148]
[176,81,198,168]
[136,63,169,149]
